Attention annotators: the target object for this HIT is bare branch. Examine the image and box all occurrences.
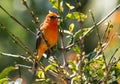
[22,0,39,28]
[59,30,67,67]
[108,46,120,65]
[16,64,32,69]
[0,51,32,63]
[89,10,101,41]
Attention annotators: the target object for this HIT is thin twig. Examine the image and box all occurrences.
[22,0,39,28]
[57,0,67,67]
[89,10,101,41]
[0,51,32,63]
[0,5,36,36]
[104,22,113,43]
[59,29,67,67]
[100,33,116,52]
[108,46,120,66]
[102,22,111,41]
[18,64,22,78]
[16,64,32,69]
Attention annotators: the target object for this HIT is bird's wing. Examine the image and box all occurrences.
[36,23,43,50]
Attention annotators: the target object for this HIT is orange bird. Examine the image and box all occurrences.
[36,12,60,60]
[33,12,60,74]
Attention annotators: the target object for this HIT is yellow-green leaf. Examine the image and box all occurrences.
[65,2,75,10]
[49,0,58,9]
[105,21,113,30]
[74,28,91,42]
[73,45,80,53]
[0,78,10,84]
[0,66,17,79]
[37,70,45,79]
[66,12,87,21]
[45,64,57,72]
[68,61,78,72]
[69,23,74,33]
[108,22,113,30]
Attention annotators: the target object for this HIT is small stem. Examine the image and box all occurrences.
[60,29,67,67]
[16,64,32,69]
[22,0,39,28]
[58,0,67,67]
[108,46,120,66]
[102,22,110,41]
[90,10,101,41]
[18,65,21,78]
[0,51,32,63]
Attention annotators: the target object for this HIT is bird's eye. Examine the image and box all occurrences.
[50,16,56,19]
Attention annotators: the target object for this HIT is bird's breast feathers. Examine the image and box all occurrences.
[43,26,58,47]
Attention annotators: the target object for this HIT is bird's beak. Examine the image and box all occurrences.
[56,16,61,19]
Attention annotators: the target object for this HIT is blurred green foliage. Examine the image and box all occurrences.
[0,0,120,84]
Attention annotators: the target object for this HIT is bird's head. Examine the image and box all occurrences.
[45,12,60,25]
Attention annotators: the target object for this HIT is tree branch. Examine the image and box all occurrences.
[0,51,32,63]
[22,0,39,28]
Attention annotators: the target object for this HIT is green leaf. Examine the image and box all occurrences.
[0,78,10,84]
[66,12,87,21]
[73,75,80,83]
[45,64,58,72]
[38,70,45,79]
[105,21,113,30]
[97,69,104,78]
[65,2,75,10]
[74,28,91,42]
[112,63,120,79]
[69,23,74,33]
[68,61,78,72]
[49,0,63,12]
[49,0,58,9]
[73,45,80,53]
[108,22,113,30]
[116,63,120,68]
[0,66,17,79]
